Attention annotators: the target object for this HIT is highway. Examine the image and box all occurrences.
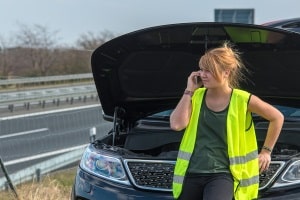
[0,104,113,177]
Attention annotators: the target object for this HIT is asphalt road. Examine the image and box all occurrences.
[0,104,113,177]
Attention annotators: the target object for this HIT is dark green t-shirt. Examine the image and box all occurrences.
[187,98,230,174]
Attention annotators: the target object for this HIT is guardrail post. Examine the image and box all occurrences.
[26,102,30,110]
[4,181,8,191]
[36,168,41,182]
[8,104,14,112]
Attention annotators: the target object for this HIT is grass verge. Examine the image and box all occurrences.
[0,167,77,200]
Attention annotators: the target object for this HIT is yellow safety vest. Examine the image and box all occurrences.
[173,88,259,200]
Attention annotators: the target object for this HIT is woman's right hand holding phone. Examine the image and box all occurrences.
[186,71,202,91]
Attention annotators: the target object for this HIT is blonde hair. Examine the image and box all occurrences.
[199,41,246,88]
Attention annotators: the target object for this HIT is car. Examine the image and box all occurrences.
[71,22,300,200]
[262,17,300,33]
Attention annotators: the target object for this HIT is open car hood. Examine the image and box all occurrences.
[91,22,300,122]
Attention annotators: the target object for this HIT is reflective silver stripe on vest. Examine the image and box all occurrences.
[173,175,184,184]
[229,150,257,165]
[239,175,259,187]
[177,150,192,161]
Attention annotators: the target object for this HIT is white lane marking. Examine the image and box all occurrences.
[4,144,88,166]
[0,104,101,121]
[0,128,49,139]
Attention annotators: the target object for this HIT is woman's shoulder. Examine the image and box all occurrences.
[233,88,251,96]
[232,89,252,103]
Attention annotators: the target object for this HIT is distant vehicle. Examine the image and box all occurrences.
[71,22,300,200]
[262,17,300,33]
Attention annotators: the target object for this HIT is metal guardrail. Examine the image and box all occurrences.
[0,84,97,103]
[0,73,93,86]
[0,145,87,190]
[0,84,99,115]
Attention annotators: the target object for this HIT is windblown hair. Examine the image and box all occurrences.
[199,41,247,88]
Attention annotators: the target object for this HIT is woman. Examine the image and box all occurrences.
[170,42,284,200]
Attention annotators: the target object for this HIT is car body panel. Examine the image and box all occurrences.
[73,168,174,200]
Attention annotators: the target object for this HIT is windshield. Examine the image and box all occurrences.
[275,105,300,119]
[148,110,173,119]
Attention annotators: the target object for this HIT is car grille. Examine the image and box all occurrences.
[259,161,285,190]
[124,159,175,191]
[124,159,285,192]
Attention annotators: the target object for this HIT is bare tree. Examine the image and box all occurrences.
[15,24,60,76]
[76,30,115,50]
[0,36,16,78]
[52,48,92,75]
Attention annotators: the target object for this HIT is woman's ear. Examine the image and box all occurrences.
[224,70,230,78]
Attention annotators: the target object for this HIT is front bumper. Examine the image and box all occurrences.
[259,187,300,200]
[72,167,300,200]
[72,167,173,200]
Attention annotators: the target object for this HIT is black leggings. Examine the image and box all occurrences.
[178,173,234,200]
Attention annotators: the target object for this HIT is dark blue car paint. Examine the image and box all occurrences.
[73,168,174,200]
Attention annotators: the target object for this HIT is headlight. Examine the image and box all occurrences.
[273,160,300,188]
[80,146,130,185]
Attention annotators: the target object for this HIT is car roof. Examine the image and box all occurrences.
[262,17,300,26]
[262,18,300,33]
[91,22,300,122]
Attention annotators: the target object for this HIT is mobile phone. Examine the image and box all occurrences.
[195,76,201,84]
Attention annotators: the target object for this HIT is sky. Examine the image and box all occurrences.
[0,0,299,46]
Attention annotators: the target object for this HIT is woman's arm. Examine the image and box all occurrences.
[170,71,202,131]
[170,92,193,131]
[248,95,284,173]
